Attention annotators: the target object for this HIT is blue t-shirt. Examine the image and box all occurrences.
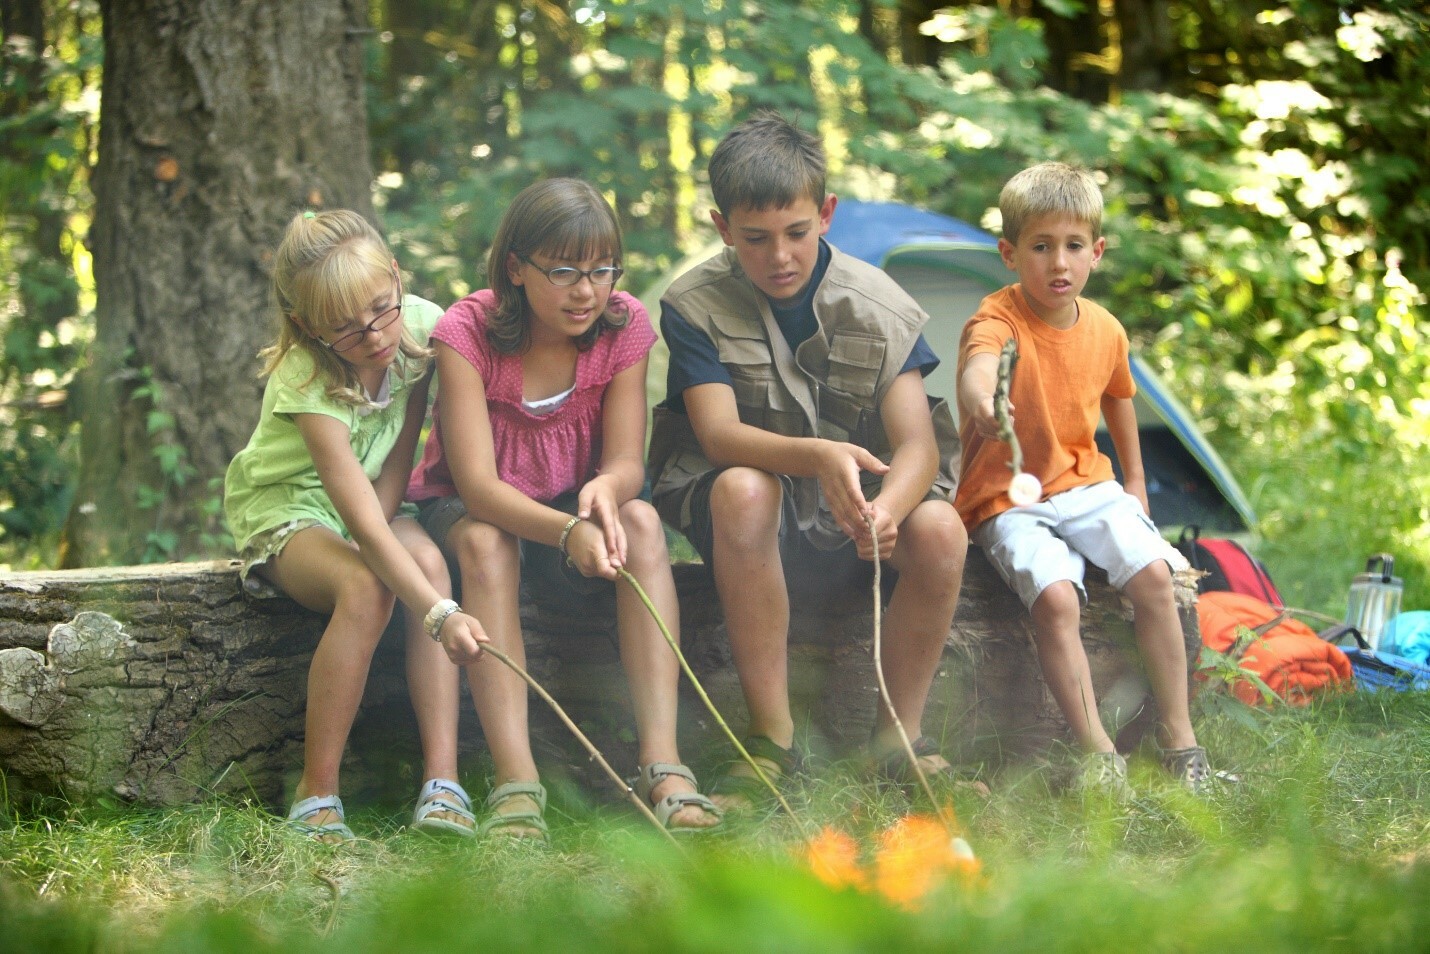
[662,240,938,413]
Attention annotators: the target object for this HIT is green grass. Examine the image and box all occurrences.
[3,691,1428,952]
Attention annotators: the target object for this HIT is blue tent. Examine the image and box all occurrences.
[825,199,1254,533]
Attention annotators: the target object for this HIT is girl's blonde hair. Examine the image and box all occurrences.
[485,178,628,355]
[260,210,431,405]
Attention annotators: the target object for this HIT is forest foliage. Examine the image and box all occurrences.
[1,0,1427,606]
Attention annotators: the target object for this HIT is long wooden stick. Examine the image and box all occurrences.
[479,642,680,847]
[865,517,975,860]
[616,568,806,827]
[994,338,1043,506]
[864,515,945,824]
[993,338,1023,475]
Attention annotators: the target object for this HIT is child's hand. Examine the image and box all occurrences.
[440,611,488,666]
[564,519,618,581]
[814,441,888,541]
[577,477,627,567]
[854,502,898,562]
[971,394,1007,441]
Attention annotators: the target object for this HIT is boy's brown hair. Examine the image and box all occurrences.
[998,162,1103,244]
[708,111,826,216]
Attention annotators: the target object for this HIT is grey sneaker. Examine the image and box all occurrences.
[1162,746,1212,795]
[1079,751,1133,800]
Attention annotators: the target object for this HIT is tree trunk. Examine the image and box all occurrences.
[62,0,375,567]
[0,555,1201,809]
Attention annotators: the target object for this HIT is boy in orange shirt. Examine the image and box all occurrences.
[955,162,1210,794]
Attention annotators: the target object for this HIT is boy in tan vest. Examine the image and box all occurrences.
[649,113,969,808]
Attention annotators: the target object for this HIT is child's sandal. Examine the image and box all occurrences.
[286,794,355,843]
[411,778,477,837]
[478,780,549,842]
[709,735,803,811]
[871,735,990,799]
[633,762,722,833]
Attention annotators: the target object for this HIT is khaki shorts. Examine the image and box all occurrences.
[972,480,1188,609]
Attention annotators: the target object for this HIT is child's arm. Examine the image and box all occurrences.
[957,351,1006,441]
[574,355,650,568]
[370,370,432,522]
[683,381,890,542]
[296,408,488,661]
[860,369,942,560]
[1101,393,1149,514]
[436,343,621,578]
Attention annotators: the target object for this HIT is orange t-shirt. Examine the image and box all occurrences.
[953,285,1135,531]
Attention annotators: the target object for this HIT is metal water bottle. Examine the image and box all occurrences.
[1344,554,1404,652]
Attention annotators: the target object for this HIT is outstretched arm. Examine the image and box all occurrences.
[957,351,1005,441]
[683,381,890,541]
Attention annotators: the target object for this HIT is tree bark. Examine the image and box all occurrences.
[0,555,1200,808]
[63,0,375,567]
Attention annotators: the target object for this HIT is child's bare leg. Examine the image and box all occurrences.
[391,517,465,825]
[265,527,393,836]
[613,499,717,828]
[449,518,542,833]
[708,467,794,749]
[1123,560,1197,750]
[1030,580,1114,753]
[874,500,967,756]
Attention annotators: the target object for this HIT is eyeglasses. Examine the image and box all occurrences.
[518,255,623,287]
[324,271,403,353]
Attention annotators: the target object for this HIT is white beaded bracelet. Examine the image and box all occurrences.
[423,598,461,642]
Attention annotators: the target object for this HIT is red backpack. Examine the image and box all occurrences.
[1176,525,1283,605]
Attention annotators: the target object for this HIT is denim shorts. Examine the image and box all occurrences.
[972,480,1188,609]
[416,491,609,608]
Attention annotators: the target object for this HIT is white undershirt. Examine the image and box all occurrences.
[522,384,575,415]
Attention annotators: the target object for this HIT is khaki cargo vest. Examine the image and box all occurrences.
[650,245,960,548]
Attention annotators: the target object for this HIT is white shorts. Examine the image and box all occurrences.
[972,481,1188,610]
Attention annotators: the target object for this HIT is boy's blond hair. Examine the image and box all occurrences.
[708,111,825,217]
[998,162,1103,244]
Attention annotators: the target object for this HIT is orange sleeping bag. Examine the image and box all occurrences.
[1196,591,1353,706]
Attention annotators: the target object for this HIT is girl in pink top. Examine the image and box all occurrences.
[408,179,720,837]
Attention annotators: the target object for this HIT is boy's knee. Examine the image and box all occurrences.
[710,468,782,534]
[903,502,967,562]
[1032,580,1081,626]
[1124,559,1175,603]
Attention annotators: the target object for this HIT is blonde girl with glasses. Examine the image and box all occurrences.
[225,209,488,842]
[408,178,721,838]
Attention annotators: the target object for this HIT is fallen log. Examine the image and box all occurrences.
[0,554,1200,808]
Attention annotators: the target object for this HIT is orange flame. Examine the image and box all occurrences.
[806,826,869,892]
[804,812,982,910]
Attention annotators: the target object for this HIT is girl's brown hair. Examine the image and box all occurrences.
[260,210,431,405]
[485,178,627,355]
